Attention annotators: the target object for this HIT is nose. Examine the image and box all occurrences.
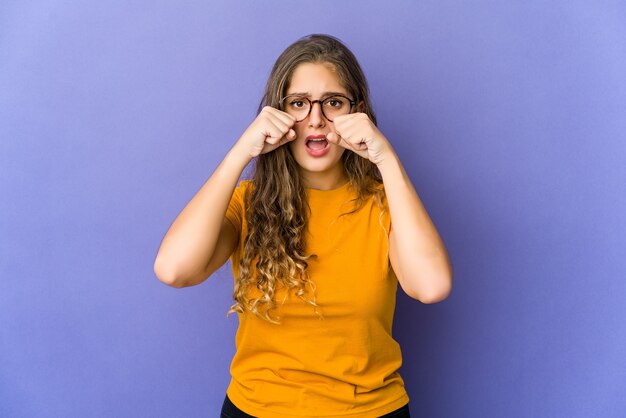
[308,101,326,128]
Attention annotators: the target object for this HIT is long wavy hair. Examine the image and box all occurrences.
[227,34,387,324]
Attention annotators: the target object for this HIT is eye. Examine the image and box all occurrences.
[324,97,344,108]
[288,97,307,109]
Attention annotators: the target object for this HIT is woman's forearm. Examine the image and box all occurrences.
[378,152,453,302]
[153,146,251,286]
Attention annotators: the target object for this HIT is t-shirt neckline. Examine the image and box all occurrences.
[305,180,352,194]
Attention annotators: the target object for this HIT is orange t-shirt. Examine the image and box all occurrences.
[224,179,409,417]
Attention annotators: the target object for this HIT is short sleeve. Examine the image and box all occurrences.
[225,180,249,237]
[375,182,392,235]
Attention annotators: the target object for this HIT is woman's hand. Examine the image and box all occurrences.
[234,106,297,159]
[326,113,394,166]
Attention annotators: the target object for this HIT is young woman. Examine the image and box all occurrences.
[154,34,452,418]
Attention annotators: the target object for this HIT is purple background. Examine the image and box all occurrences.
[2,1,625,417]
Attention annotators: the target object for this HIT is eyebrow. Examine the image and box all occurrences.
[285,91,347,97]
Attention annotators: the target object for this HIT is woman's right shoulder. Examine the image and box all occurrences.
[232,180,255,203]
[236,179,254,191]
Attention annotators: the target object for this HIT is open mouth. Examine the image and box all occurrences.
[305,138,329,150]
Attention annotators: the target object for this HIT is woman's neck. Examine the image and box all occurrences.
[301,168,349,191]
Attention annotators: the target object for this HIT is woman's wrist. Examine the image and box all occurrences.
[225,144,254,171]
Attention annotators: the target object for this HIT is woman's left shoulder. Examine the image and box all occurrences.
[371,181,387,199]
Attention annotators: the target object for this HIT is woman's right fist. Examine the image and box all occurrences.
[235,106,297,159]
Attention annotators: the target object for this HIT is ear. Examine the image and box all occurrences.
[356,101,366,113]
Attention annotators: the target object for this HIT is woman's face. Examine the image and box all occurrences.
[285,62,350,189]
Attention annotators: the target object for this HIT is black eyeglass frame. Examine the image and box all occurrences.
[279,93,357,122]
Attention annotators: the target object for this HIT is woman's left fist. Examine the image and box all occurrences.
[326,113,393,166]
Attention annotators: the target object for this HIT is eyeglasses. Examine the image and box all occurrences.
[279,94,356,122]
